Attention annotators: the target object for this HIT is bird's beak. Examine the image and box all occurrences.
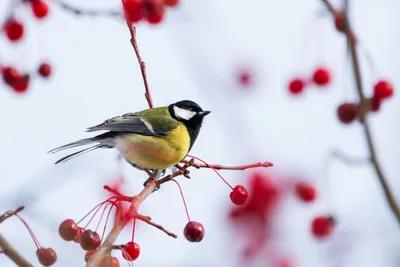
[197,110,211,117]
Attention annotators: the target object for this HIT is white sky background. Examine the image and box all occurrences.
[0,0,400,266]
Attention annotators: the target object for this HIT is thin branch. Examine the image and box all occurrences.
[0,234,33,267]
[184,160,274,170]
[51,0,123,20]
[0,206,24,224]
[135,214,177,238]
[329,148,369,165]
[126,23,154,108]
[320,0,400,224]
[0,207,33,267]
[158,159,195,185]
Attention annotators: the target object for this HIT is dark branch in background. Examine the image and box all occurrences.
[0,206,33,267]
[51,0,123,20]
[320,0,400,225]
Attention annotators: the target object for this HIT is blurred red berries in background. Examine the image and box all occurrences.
[337,102,358,124]
[312,67,331,87]
[295,182,317,203]
[3,19,24,42]
[311,215,335,239]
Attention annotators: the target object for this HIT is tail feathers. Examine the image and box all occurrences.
[55,144,104,164]
[48,138,96,154]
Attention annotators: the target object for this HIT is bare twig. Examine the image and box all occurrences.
[135,214,177,238]
[0,207,33,267]
[320,0,400,224]
[126,23,154,108]
[158,159,195,185]
[52,0,122,20]
[0,206,24,224]
[184,160,274,170]
[329,148,369,165]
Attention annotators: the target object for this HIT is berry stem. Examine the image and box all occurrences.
[103,185,133,202]
[77,197,116,225]
[186,155,234,190]
[15,214,41,249]
[171,179,191,222]
[101,201,118,242]
[131,219,136,242]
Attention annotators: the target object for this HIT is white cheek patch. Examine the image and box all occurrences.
[174,106,196,120]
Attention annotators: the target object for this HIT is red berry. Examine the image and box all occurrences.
[12,74,30,94]
[295,182,317,203]
[311,215,335,239]
[36,248,57,266]
[337,102,358,124]
[288,78,305,95]
[122,242,140,261]
[100,256,120,267]
[32,0,50,19]
[230,185,248,205]
[2,67,20,85]
[123,0,143,23]
[238,71,252,87]
[184,221,205,243]
[141,0,165,24]
[38,62,52,78]
[3,19,24,42]
[370,96,381,112]
[74,227,85,243]
[373,80,394,100]
[80,230,101,251]
[312,67,331,86]
[164,0,179,7]
[333,11,346,32]
[84,250,97,263]
[58,219,79,241]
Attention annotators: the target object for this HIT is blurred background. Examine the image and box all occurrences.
[0,0,399,266]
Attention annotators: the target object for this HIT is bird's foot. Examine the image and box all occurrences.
[143,169,165,192]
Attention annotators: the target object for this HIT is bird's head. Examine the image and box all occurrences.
[169,100,211,123]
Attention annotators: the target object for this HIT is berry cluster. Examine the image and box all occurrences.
[287,66,331,95]
[1,63,52,94]
[293,181,335,239]
[122,0,179,25]
[337,80,394,124]
[58,201,137,266]
[3,0,49,43]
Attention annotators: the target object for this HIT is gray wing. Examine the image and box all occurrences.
[85,112,170,136]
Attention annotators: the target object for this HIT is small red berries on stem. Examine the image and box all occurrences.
[373,80,394,100]
[36,248,57,266]
[2,67,20,86]
[184,221,205,243]
[3,19,24,42]
[337,102,358,124]
[58,219,79,241]
[122,241,140,261]
[230,185,248,205]
[312,67,331,87]
[294,182,317,203]
[288,77,306,95]
[80,230,101,251]
[38,63,52,78]
[311,215,335,239]
[74,227,85,243]
[31,0,50,19]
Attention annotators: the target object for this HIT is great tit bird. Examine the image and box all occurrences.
[49,100,210,172]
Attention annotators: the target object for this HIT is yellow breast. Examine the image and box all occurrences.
[116,123,190,170]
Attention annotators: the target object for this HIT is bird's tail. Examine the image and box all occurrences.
[48,132,116,164]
